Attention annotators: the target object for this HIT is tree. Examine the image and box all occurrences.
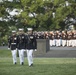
[0,0,22,45]
[0,0,76,45]
[20,0,76,30]
[0,0,76,31]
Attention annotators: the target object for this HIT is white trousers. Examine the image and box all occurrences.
[71,40,76,47]
[56,39,61,46]
[62,40,66,47]
[18,49,25,65]
[11,50,17,64]
[27,49,33,66]
[67,40,72,46]
[49,40,55,46]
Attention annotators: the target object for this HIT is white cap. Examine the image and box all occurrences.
[19,28,24,31]
[27,28,33,31]
[12,30,16,33]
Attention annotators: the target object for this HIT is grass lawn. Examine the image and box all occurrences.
[0,50,76,75]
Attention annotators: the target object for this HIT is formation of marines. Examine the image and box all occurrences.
[8,28,37,67]
[33,30,76,47]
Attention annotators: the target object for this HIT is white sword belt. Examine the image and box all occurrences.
[11,43,16,45]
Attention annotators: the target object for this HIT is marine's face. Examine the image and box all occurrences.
[12,32,16,36]
[19,30,24,35]
[28,30,32,35]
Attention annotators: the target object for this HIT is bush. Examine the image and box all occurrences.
[0,35,8,46]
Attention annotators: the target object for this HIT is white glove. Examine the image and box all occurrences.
[16,48,17,50]
[8,48,10,50]
[35,49,37,51]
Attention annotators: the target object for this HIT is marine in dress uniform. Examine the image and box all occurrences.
[55,31,61,47]
[61,31,67,47]
[44,31,49,39]
[17,28,27,65]
[75,30,76,47]
[66,31,72,47]
[8,30,17,64]
[71,30,76,47]
[49,31,55,47]
[26,28,37,67]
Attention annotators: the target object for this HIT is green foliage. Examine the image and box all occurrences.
[20,0,76,30]
[0,0,76,31]
[0,0,76,42]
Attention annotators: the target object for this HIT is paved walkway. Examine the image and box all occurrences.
[0,46,76,57]
[50,46,76,50]
[0,46,76,50]
[0,46,8,50]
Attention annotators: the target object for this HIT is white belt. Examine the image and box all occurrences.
[11,43,16,45]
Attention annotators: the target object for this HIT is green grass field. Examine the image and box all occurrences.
[0,50,76,75]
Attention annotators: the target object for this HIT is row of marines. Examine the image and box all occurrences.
[8,28,37,67]
[33,30,76,47]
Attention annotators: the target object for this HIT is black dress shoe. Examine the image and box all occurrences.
[21,62,24,65]
[31,64,33,66]
[29,64,33,67]
[14,62,17,65]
